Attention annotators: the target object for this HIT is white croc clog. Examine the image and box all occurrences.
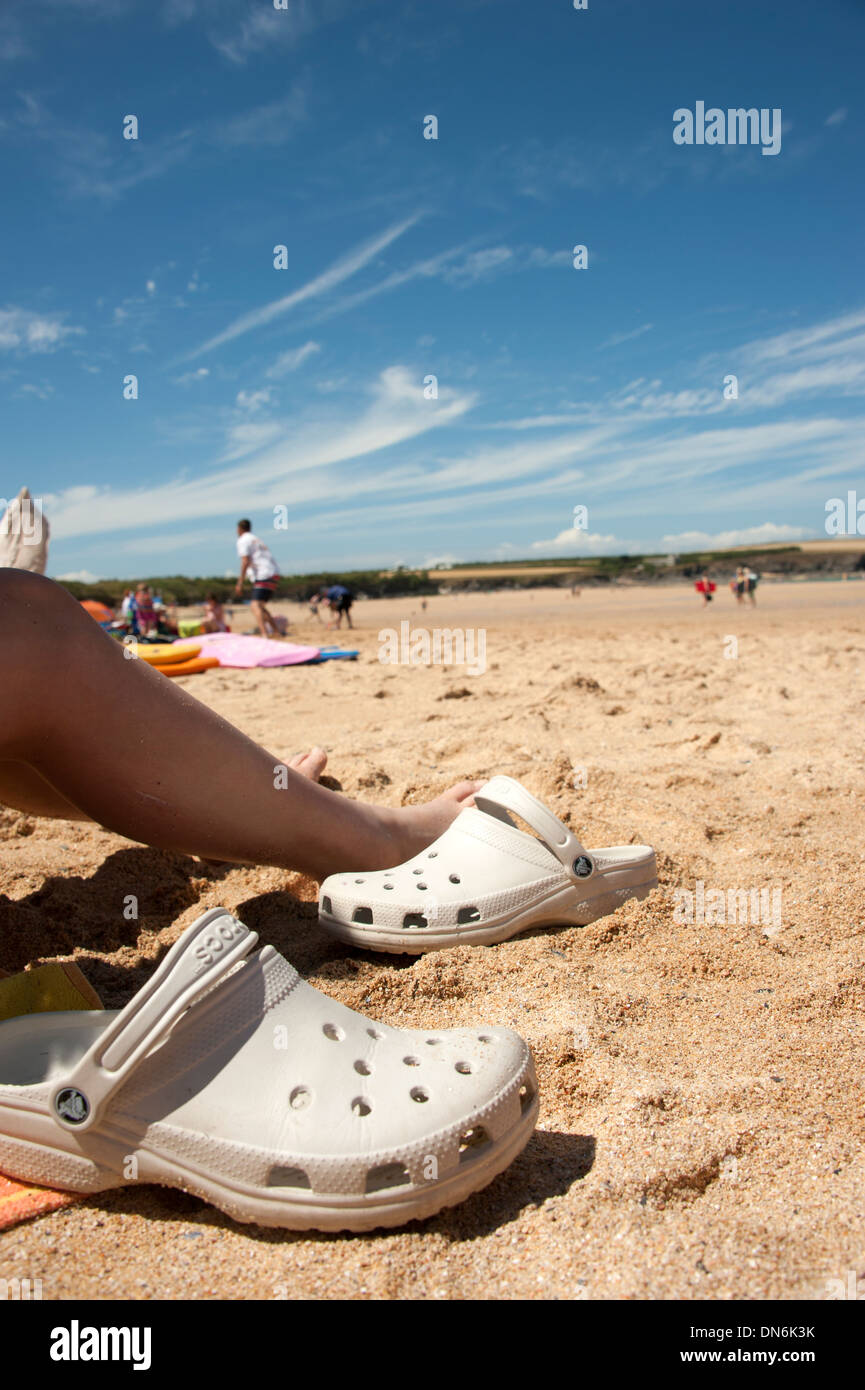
[319,775,657,954]
[0,909,537,1232]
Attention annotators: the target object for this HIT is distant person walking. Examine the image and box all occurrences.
[744,568,759,606]
[325,583,354,630]
[235,519,280,637]
[695,572,716,606]
[730,567,746,605]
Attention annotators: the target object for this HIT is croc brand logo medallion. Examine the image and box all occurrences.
[54,1087,90,1125]
[573,856,594,878]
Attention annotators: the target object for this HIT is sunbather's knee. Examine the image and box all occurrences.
[0,566,60,615]
[0,569,73,678]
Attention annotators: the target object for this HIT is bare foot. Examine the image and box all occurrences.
[368,780,483,870]
[288,748,328,782]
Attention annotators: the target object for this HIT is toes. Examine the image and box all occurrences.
[288,747,329,780]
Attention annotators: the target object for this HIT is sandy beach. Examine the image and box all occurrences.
[1,580,863,1301]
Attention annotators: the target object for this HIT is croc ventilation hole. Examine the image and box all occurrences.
[403,1055,420,1067]
[457,906,481,924]
[402,913,427,929]
[352,1097,372,1117]
[267,1165,311,1189]
[366,1026,384,1040]
[425,1038,440,1046]
[365,1163,411,1194]
[412,868,423,876]
[458,1127,491,1162]
[449,874,461,884]
[354,878,365,884]
[354,1060,371,1076]
[477,1034,493,1044]
[322,896,333,914]
[384,884,394,891]
[519,1081,536,1114]
[323,1023,345,1041]
[352,907,374,924]
[289,1085,312,1110]
[454,1061,473,1075]
[416,883,428,891]
[410,1086,429,1103]
[427,851,438,858]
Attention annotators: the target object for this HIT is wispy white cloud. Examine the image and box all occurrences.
[529,527,643,555]
[174,366,210,385]
[185,214,421,359]
[235,388,272,412]
[600,323,654,349]
[212,88,308,147]
[17,382,54,399]
[661,522,811,549]
[54,568,101,583]
[44,365,476,539]
[0,86,308,201]
[0,307,83,354]
[443,246,513,285]
[209,0,351,65]
[265,341,321,377]
[825,108,848,127]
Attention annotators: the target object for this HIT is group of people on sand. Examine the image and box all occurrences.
[695,566,759,607]
[730,565,759,606]
[118,584,175,638]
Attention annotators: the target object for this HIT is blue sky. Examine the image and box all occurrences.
[1,0,862,580]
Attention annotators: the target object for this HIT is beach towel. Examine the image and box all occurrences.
[194,633,321,668]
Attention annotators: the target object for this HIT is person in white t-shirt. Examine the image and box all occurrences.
[235,519,281,637]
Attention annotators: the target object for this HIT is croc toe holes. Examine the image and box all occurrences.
[322,1023,345,1042]
[351,1097,372,1117]
[353,1060,372,1076]
[365,1163,411,1194]
[458,1126,492,1162]
[425,1038,440,1046]
[366,1026,384,1040]
[416,883,428,891]
[351,906,374,924]
[412,868,423,876]
[454,1061,473,1075]
[410,1086,430,1103]
[321,896,333,914]
[267,1165,311,1189]
[519,1080,536,1114]
[289,1085,312,1110]
[457,906,481,924]
[449,874,461,884]
[383,883,394,891]
[403,1055,420,1067]
[478,1034,493,1044]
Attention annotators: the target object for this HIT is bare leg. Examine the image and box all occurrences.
[0,749,326,823]
[249,599,276,637]
[0,571,479,878]
[0,761,90,820]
